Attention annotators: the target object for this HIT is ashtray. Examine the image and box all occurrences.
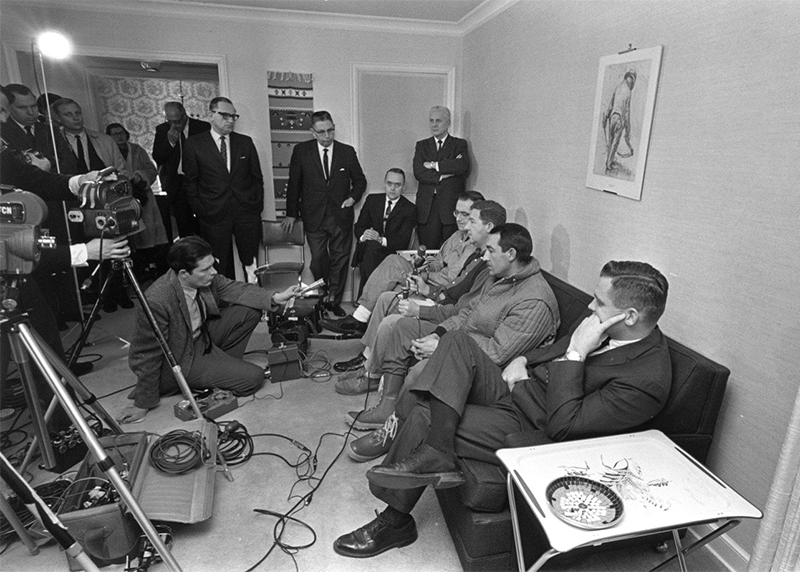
[546,476,624,529]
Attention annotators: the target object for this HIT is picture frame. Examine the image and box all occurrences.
[586,45,663,201]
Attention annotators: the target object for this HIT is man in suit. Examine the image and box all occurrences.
[183,97,264,281]
[413,106,470,249]
[334,261,672,558]
[350,168,416,298]
[116,237,300,424]
[0,84,46,155]
[281,110,367,316]
[152,101,211,240]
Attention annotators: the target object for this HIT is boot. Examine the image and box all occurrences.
[345,373,404,430]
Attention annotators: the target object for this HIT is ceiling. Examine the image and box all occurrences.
[149,0,487,23]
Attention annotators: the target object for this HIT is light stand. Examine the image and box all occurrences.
[34,31,84,330]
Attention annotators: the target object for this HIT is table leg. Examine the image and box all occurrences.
[649,520,741,572]
[507,475,560,572]
[673,529,689,572]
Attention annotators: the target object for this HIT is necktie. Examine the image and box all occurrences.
[437,139,443,153]
[383,200,393,233]
[25,126,34,148]
[219,135,227,160]
[75,134,88,172]
[196,295,212,355]
[323,148,330,181]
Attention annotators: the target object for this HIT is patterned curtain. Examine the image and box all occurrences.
[267,71,314,215]
[92,76,219,157]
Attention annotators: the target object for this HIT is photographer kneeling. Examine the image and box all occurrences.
[117,237,300,424]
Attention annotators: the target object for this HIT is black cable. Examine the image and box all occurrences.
[148,430,208,475]
[215,421,254,466]
[94,383,137,401]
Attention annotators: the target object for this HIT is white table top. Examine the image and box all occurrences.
[496,430,761,553]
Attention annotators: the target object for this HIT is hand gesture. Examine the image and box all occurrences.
[568,313,627,356]
[341,197,355,208]
[501,356,529,392]
[280,216,296,233]
[408,275,430,297]
[274,284,303,305]
[410,334,439,360]
[167,123,181,146]
[86,237,130,260]
[25,151,51,172]
[361,229,381,242]
[398,298,420,317]
[116,405,148,424]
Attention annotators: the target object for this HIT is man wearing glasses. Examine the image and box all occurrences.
[321,191,484,339]
[184,97,264,282]
[282,110,367,317]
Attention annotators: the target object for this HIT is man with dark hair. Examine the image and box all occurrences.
[152,101,211,240]
[183,97,264,282]
[335,201,514,431]
[322,190,484,337]
[0,84,45,154]
[282,110,367,317]
[333,260,671,559]
[413,105,470,249]
[116,236,300,424]
[350,168,416,297]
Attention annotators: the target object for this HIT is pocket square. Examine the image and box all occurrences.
[239,156,246,159]
[339,167,345,171]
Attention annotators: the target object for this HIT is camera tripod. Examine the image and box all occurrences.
[0,291,182,571]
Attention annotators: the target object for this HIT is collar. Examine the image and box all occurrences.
[318,141,334,153]
[181,284,198,300]
[12,118,33,132]
[435,134,449,146]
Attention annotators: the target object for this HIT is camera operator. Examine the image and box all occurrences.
[1,88,128,430]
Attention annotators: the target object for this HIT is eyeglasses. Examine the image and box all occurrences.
[214,111,240,121]
[313,127,335,136]
[453,210,470,219]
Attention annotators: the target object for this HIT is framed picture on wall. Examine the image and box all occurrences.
[586,45,663,200]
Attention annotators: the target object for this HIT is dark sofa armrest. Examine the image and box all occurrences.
[503,430,554,449]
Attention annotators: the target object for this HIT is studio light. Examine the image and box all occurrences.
[36,31,72,60]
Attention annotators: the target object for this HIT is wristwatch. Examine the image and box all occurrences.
[563,349,585,362]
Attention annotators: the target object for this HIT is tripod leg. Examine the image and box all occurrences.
[14,321,183,572]
[7,332,57,470]
[0,492,40,555]
[66,267,113,369]
[1,453,99,571]
[35,332,124,434]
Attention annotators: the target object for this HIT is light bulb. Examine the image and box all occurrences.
[37,31,72,59]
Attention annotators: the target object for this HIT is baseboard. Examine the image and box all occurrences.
[688,524,751,572]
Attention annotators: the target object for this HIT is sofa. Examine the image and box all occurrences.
[436,270,730,571]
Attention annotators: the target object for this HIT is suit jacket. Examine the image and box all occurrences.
[352,193,416,265]
[512,327,672,442]
[286,139,366,232]
[127,270,276,409]
[40,127,127,176]
[152,117,210,201]
[0,120,42,153]
[413,134,470,225]
[182,130,264,220]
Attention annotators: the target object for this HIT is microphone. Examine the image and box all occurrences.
[412,245,427,272]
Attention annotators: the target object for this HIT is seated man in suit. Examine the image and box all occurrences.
[0,84,47,157]
[333,261,672,558]
[349,168,416,298]
[321,191,484,336]
[116,237,300,424]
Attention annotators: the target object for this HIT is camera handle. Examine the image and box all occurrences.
[0,315,183,571]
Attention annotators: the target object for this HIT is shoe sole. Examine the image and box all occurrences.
[334,383,380,396]
[344,413,385,431]
[332,528,417,558]
[333,359,367,373]
[366,469,465,490]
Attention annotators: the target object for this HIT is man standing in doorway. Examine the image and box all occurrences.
[152,101,211,240]
[183,97,264,282]
[282,110,367,316]
[413,106,470,249]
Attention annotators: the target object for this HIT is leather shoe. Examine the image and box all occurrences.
[324,302,347,317]
[333,512,417,558]
[118,296,134,309]
[69,361,94,377]
[334,353,366,373]
[366,444,464,490]
[335,368,380,396]
[348,413,399,462]
[320,315,367,335]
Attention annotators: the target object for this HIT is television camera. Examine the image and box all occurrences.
[0,187,55,275]
[67,168,143,238]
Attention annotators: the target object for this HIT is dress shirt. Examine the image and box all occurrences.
[432,134,448,172]
[317,141,333,177]
[67,131,90,170]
